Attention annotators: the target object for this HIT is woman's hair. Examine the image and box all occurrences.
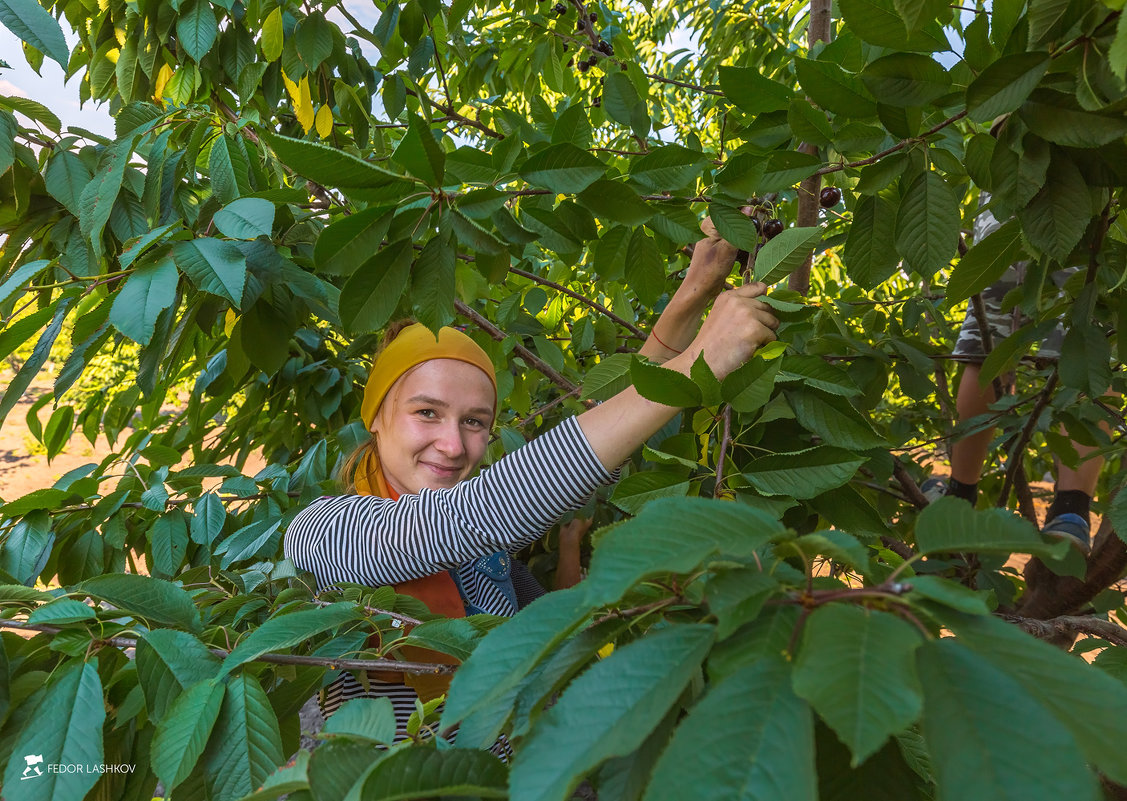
[337,319,418,492]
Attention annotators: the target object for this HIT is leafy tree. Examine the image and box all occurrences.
[1,0,1127,797]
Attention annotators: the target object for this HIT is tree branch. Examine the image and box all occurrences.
[1005,613,1127,649]
[508,265,646,339]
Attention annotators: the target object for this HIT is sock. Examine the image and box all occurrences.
[945,478,979,505]
[1047,489,1091,523]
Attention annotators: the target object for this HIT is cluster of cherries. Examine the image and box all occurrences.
[746,187,842,243]
[546,0,614,72]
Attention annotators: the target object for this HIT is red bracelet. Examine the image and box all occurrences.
[651,329,683,354]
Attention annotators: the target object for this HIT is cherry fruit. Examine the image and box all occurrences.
[763,219,784,240]
[819,186,842,208]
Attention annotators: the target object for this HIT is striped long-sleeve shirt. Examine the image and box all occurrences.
[283,416,617,736]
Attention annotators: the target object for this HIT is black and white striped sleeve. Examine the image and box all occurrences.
[283,416,617,590]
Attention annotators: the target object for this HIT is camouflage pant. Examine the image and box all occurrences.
[952,264,1078,361]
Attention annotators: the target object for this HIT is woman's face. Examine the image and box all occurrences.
[370,359,496,495]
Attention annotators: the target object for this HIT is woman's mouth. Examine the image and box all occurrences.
[422,462,461,477]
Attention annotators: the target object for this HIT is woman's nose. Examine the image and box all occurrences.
[434,423,467,457]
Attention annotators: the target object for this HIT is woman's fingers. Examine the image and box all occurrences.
[699,215,720,239]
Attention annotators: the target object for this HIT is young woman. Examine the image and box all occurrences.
[284,219,779,737]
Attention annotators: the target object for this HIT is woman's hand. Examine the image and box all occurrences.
[640,208,754,362]
[671,281,779,381]
[685,210,749,297]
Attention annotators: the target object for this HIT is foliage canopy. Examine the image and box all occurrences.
[2,0,1127,796]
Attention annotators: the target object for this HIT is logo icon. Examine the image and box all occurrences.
[22,754,43,780]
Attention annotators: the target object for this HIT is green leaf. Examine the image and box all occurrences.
[1016,155,1089,261]
[743,447,866,499]
[844,194,900,288]
[913,496,1068,559]
[319,697,397,744]
[400,616,485,661]
[0,259,49,307]
[443,589,596,727]
[519,143,607,193]
[151,509,189,578]
[966,52,1051,123]
[0,510,53,586]
[755,226,823,285]
[758,150,822,193]
[942,610,1127,784]
[719,65,793,114]
[80,573,201,631]
[793,605,923,765]
[721,354,781,413]
[703,568,779,639]
[905,575,990,614]
[109,257,179,344]
[152,679,226,792]
[42,404,73,461]
[795,58,878,118]
[630,357,701,407]
[217,603,357,678]
[202,673,284,801]
[510,624,715,801]
[0,295,73,425]
[0,0,69,67]
[893,0,947,33]
[1,661,104,800]
[350,748,508,800]
[137,629,223,725]
[314,207,393,276]
[585,496,786,604]
[917,638,1098,801]
[263,131,408,189]
[173,238,247,306]
[79,138,132,258]
[609,471,692,515]
[946,218,1024,304]
[1059,322,1112,399]
[577,180,653,225]
[860,54,950,107]
[1018,90,1127,148]
[628,145,707,190]
[787,389,887,450]
[214,198,275,240]
[643,656,815,801]
[177,0,218,61]
[294,11,332,71]
[339,240,413,334]
[839,0,948,51]
[624,228,665,306]
[261,7,283,60]
[411,236,456,333]
[603,72,646,128]
[581,353,633,401]
[27,597,96,624]
[392,114,446,185]
[44,151,92,215]
[894,171,959,278]
[709,204,760,251]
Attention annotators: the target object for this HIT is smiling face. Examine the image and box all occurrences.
[369,358,496,494]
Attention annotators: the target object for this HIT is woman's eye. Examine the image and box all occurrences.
[417,409,437,418]
[465,417,484,428]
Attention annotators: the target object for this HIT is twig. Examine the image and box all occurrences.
[714,406,733,497]
[644,73,724,96]
[893,460,930,509]
[508,265,646,339]
[41,491,301,516]
[455,300,592,404]
[815,111,969,177]
[593,596,678,624]
[311,598,422,628]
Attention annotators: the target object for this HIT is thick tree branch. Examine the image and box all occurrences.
[1005,613,1127,649]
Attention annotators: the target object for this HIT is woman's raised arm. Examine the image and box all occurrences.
[579,281,779,470]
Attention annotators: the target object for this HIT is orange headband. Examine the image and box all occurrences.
[360,323,497,430]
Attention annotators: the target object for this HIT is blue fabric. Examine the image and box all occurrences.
[449,550,519,615]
